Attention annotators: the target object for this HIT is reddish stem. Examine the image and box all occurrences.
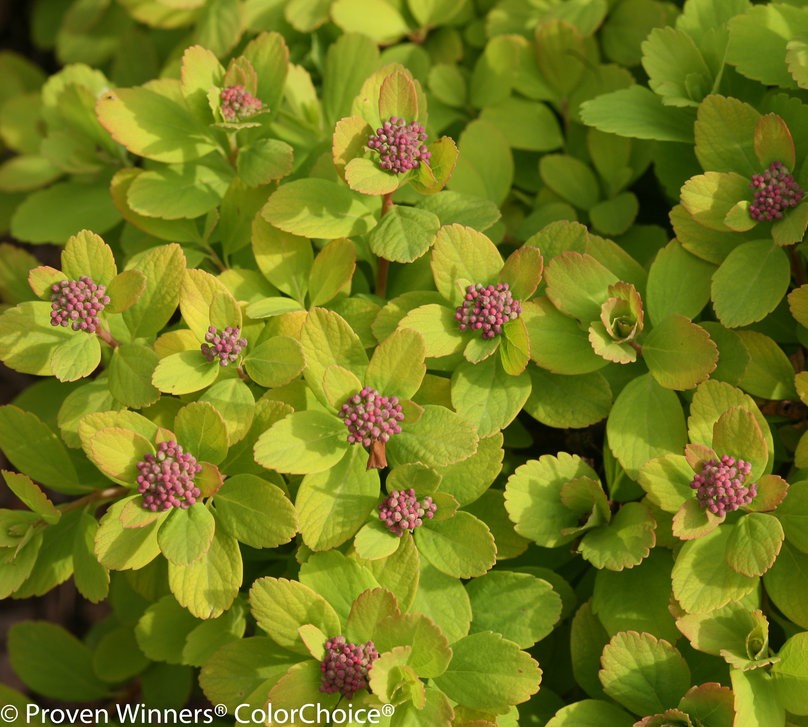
[96,326,120,349]
[374,192,396,299]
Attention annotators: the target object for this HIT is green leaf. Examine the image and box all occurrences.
[152,351,219,396]
[642,315,718,391]
[135,595,199,664]
[672,526,758,613]
[545,252,619,322]
[366,328,426,400]
[451,357,531,437]
[213,474,297,549]
[736,330,798,400]
[123,243,186,338]
[2,470,60,523]
[680,171,750,231]
[433,631,541,714]
[524,368,611,429]
[252,216,312,302]
[775,480,808,553]
[589,193,639,236]
[61,229,116,285]
[504,453,600,548]
[711,241,790,328]
[712,406,768,480]
[415,512,495,579]
[174,401,228,466]
[0,405,80,491]
[237,139,294,186]
[772,201,808,247]
[579,502,656,571]
[50,332,101,383]
[607,374,687,478]
[331,0,409,44]
[523,298,607,375]
[246,297,305,319]
[168,528,241,619]
[344,156,400,196]
[254,410,349,475]
[379,68,418,121]
[89,427,153,485]
[243,336,305,388]
[764,541,808,629]
[430,223,504,305]
[250,577,341,656]
[96,84,217,163]
[109,342,160,409]
[731,668,786,727]
[94,497,161,570]
[467,571,562,648]
[354,520,400,560]
[157,504,216,566]
[296,446,379,550]
[72,512,108,603]
[448,119,513,206]
[417,190,501,232]
[299,550,381,623]
[500,317,531,376]
[433,433,503,508]
[241,31,289,120]
[693,95,760,175]
[199,379,255,447]
[480,97,563,152]
[262,178,376,239]
[308,238,355,307]
[387,405,478,468]
[369,206,441,263]
[540,155,600,210]
[646,240,715,326]
[638,454,693,513]
[397,304,465,358]
[545,700,634,727]
[599,631,690,716]
[322,33,380,126]
[8,622,109,701]
[772,632,808,716]
[180,268,239,337]
[726,513,783,577]
[580,86,696,143]
[642,27,713,107]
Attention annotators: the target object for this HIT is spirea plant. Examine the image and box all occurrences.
[1,1,808,726]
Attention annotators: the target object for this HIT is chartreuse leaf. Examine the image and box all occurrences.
[540,155,600,211]
[523,298,607,375]
[254,410,349,475]
[398,304,464,358]
[599,632,690,716]
[96,83,217,163]
[61,229,116,286]
[174,402,228,466]
[430,223,504,305]
[354,520,400,561]
[731,668,785,727]
[500,318,530,376]
[308,238,355,307]
[262,178,375,239]
[764,541,808,629]
[607,374,687,478]
[322,365,363,410]
[213,474,296,548]
[525,368,611,429]
[712,406,768,480]
[369,206,441,263]
[157,504,216,566]
[0,302,73,376]
[299,551,381,623]
[672,526,758,613]
[152,351,219,395]
[135,595,199,664]
[237,139,294,186]
[2,471,59,523]
[433,631,541,714]
[367,646,422,706]
[435,433,503,508]
[8,622,110,701]
[168,528,241,619]
[244,336,304,388]
[180,268,238,338]
[123,243,185,338]
[415,512,495,579]
[451,357,530,437]
[579,502,656,571]
[646,240,715,326]
[387,405,478,468]
[449,118,513,205]
[245,297,305,319]
[726,513,783,578]
[95,497,161,570]
[638,454,693,513]
[88,427,153,485]
[712,241,790,328]
[199,379,255,447]
[776,480,808,553]
[642,315,718,391]
[49,333,101,383]
[366,328,426,400]
[73,512,108,603]
[250,577,341,656]
[737,330,798,400]
[108,343,160,409]
[772,632,808,716]
[545,700,634,727]
[252,215,311,302]
[296,446,379,550]
[466,571,562,648]
[680,171,750,231]
[331,0,409,43]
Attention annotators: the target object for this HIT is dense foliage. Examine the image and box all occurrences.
[2,0,808,725]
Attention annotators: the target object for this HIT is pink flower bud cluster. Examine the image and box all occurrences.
[201,325,247,367]
[749,160,804,221]
[220,85,262,121]
[137,440,202,512]
[339,386,404,447]
[455,282,522,339]
[378,488,436,536]
[367,116,431,174]
[320,636,379,699]
[49,276,110,333]
[690,455,757,516]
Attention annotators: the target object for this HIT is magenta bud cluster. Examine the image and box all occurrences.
[749,160,804,221]
[319,636,379,699]
[220,85,262,121]
[201,325,247,367]
[49,276,110,333]
[339,386,404,447]
[690,454,757,517]
[378,488,436,537]
[136,440,202,512]
[367,116,431,174]
[455,282,522,339]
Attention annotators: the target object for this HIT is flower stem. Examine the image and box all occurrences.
[375,192,395,298]
[789,245,807,287]
[96,326,120,349]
